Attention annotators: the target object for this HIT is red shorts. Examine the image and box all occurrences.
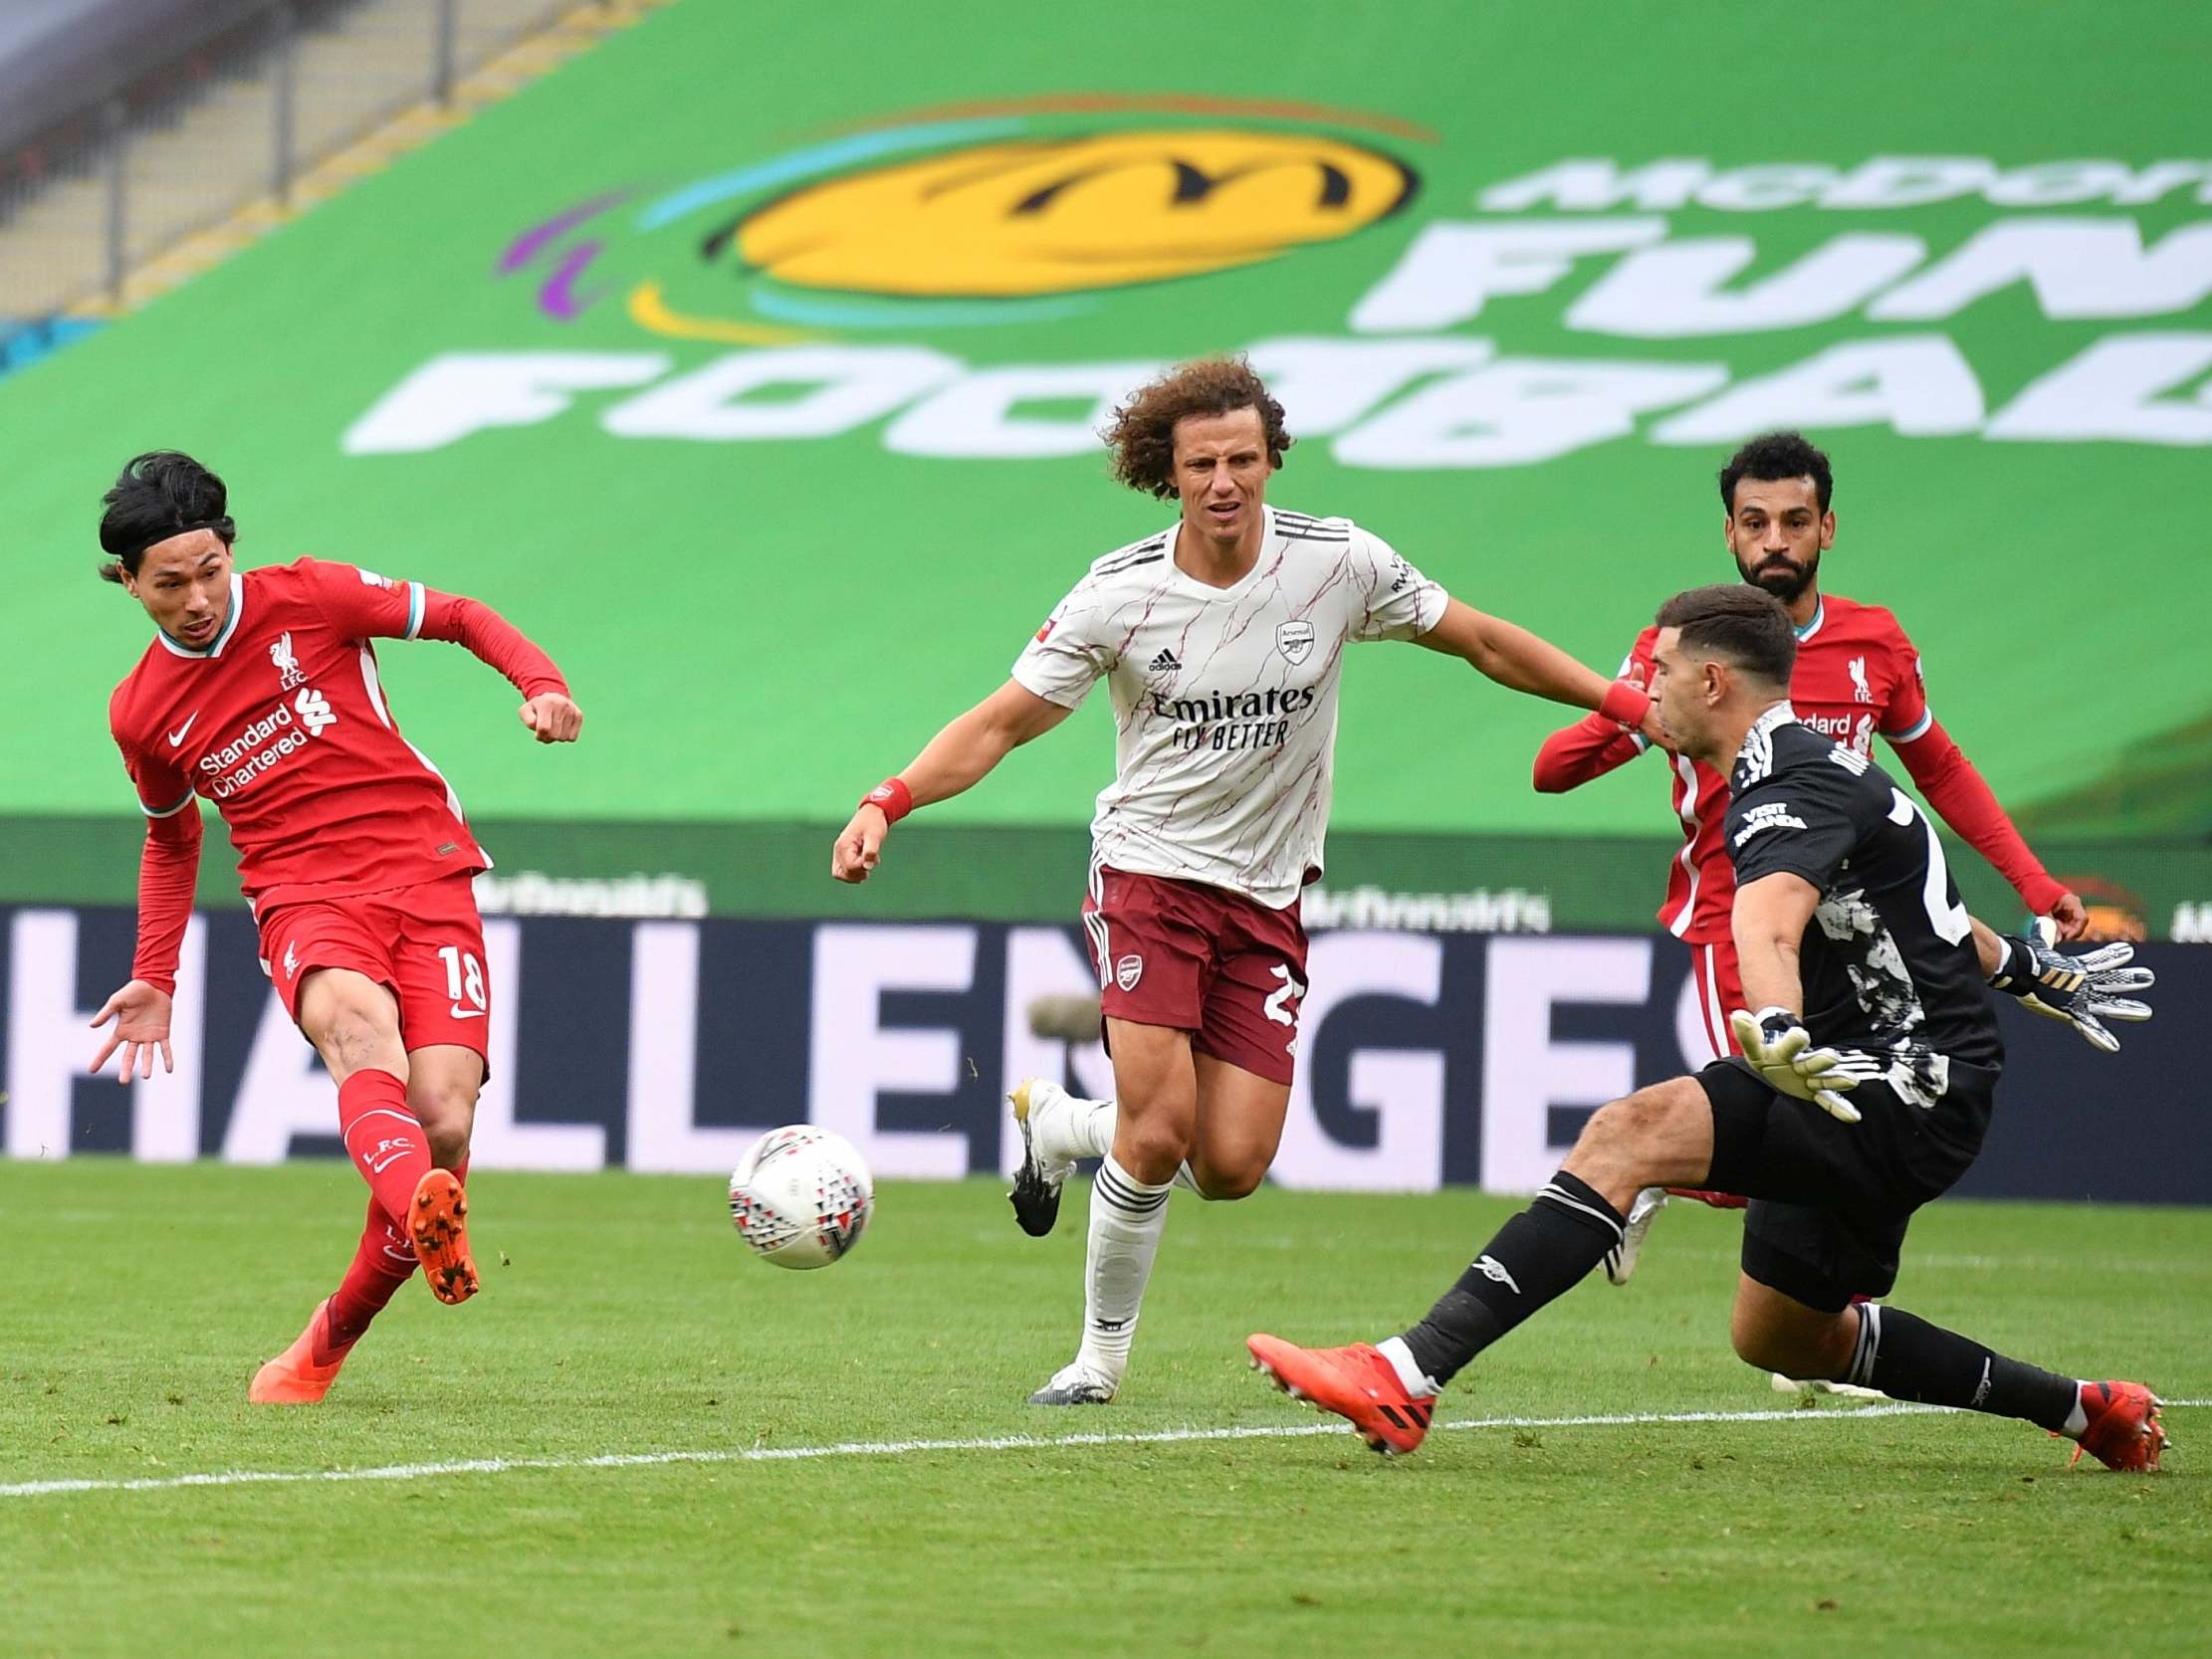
[1686,937,1747,1065]
[257,873,492,1061]
[1081,864,1308,1086]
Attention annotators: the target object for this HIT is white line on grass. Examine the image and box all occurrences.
[6,1398,2200,1501]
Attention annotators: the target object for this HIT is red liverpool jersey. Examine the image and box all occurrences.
[110,556,566,914]
[1543,594,1930,944]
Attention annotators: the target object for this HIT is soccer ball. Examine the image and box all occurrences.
[727,1126,874,1270]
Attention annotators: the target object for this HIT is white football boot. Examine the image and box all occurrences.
[1027,1357,1119,1406]
[1604,1187,1667,1286]
[1007,1078,1088,1238]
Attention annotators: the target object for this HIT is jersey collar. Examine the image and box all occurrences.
[1167,507,1271,597]
[1750,700,1800,738]
[1731,700,1801,791]
[1794,596,1826,642]
[153,573,246,659]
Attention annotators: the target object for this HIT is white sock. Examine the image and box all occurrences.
[1074,1154,1172,1383]
[1173,1160,1205,1196]
[2063,1383,2090,1438]
[1067,1095,1116,1160]
[1377,1336,1441,1398]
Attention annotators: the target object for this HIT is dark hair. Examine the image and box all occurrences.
[98,450,236,584]
[1656,583,1796,688]
[1103,354,1292,500]
[1718,430,1832,514]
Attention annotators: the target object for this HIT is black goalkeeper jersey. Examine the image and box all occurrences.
[1724,705,2003,1104]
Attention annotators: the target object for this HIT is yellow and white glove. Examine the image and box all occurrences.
[1728,1007,1882,1124]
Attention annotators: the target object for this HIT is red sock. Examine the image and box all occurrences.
[323,1196,418,1356]
[337,1069,433,1231]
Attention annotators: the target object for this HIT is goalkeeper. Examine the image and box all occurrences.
[1246,585,2164,1471]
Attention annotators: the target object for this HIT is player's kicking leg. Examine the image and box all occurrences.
[1251,1072,2163,1466]
[251,959,480,1402]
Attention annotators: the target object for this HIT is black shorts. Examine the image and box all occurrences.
[1696,1055,1995,1312]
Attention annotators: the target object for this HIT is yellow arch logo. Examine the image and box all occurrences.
[728,128,1415,298]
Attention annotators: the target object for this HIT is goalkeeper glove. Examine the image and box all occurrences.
[1989,918,2155,1054]
[1727,1007,1882,1125]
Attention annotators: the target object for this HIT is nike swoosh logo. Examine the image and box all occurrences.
[166,714,200,747]
[448,1006,488,1021]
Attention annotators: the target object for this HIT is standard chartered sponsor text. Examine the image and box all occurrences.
[200,706,314,799]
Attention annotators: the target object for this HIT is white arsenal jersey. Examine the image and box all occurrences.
[1011,506,1446,908]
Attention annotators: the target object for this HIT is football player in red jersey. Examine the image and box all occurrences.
[85,452,582,1403]
[1534,432,2088,1288]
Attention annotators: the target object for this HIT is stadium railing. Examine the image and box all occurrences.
[0,0,588,359]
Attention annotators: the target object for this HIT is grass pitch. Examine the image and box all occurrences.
[2,1158,2204,1657]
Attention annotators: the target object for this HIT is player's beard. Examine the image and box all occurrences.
[1737,548,1820,605]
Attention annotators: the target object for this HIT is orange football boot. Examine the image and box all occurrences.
[2066,1381,2167,1471]
[249,1298,352,1404]
[1247,1334,1436,1456]
[409,1167,479,1306]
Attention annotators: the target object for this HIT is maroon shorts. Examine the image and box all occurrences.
[257,872,492,1061]
[1081,864,1309,1086]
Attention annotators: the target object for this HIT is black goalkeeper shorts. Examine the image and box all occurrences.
[1696,1055,1995,1312]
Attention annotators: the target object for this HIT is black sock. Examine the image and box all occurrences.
[1401,1171,1625,1386]
[1849,1305,2080,1433]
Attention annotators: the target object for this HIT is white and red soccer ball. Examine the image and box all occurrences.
[728,1126,874,1270]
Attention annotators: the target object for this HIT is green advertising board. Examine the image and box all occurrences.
[3,0,2208,933]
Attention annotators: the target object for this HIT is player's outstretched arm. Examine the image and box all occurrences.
[302,560,583,744]
[417,592,581,744]
[831,680,1073,883]
[1417,599,1667,747]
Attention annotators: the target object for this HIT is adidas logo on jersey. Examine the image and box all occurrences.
[1149,649,1182,674]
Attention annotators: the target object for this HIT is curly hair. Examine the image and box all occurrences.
[1718,430,1833,514]
[1103,355,1292,500]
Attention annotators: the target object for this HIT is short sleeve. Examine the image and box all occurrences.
[114,728,195,819]
[298,555,428,642]
[1010,580,1116,710]
[1726,763,1864,893]
[1878,616,1931,742]
[1351,528,1447,642]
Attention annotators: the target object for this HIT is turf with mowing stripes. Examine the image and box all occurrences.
[1,1158,2203,1656]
